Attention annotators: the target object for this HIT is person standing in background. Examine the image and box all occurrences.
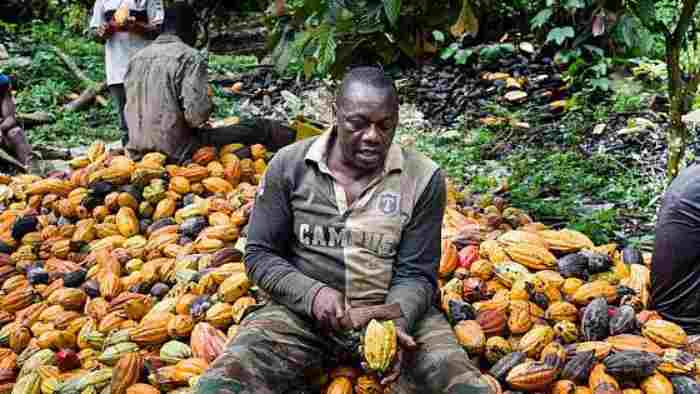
[89,0,164,149]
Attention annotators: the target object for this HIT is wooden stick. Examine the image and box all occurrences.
[17,111,52,127]
[63,82,107,113]
[95,95,109,107]
[50,46,93,86]
[50,45,108,112]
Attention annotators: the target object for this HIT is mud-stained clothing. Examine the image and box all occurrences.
[652,164,700,334]
[89,0,164,86]
[124,34,295,163]
[197,302,492,394]
[124,34,212,160]
[195,130,492,393]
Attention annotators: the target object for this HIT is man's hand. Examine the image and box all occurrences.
[96,23,115,39]
[378,321,417,386]
[311,286,346,332]
[126,17,149,35]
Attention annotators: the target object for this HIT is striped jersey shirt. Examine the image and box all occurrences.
[245,129,446,331]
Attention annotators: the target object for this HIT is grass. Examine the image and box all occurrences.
[398,96,661,245]
[0,22,259,148]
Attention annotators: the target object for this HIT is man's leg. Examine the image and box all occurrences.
[108,84,128,147]
[403,307,493,394]
[197,118,296,153]
[3,126,31,168]
[196,302,327,394]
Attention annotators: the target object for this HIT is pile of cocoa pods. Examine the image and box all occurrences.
[436,192,697,394]
[0,140,695,394]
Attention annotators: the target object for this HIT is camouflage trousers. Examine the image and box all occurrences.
[196,302,493,394]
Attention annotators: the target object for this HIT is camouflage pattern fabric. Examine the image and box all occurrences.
[196,302,493,394]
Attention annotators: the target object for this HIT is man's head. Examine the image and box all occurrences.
[161,3,196,47]
[334,67,399,173]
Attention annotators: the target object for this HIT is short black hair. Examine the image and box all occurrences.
[337,66,398,107]
[161,3,195,37]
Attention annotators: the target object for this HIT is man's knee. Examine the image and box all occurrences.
[6,126,24,139]
[412,349,491,393]
[197,345,272,394]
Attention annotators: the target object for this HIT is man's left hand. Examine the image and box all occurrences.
[375,322,417,386]
[126,17,148,35]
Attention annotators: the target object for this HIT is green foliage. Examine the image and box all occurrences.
[546,26,575,46]
[268,0,465,78]
[507,150,650,244]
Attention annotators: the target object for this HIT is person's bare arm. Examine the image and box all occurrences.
[0,93,18,133]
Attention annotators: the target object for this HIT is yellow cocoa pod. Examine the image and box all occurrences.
[231,296,256,324]
[202,177,233,194]
[218,272,251,303]
[153,198,177,221]
[454,320,485,355]
[116,207,139,238]
[169,176,191,195]
[362,319,397,373]
[118,192,139,211]
[640,372,672,394]
[502,243,557,270]
[518,325,555,358]
[572,280,617,305]
[537,229,594,252]
[642,319,688,348]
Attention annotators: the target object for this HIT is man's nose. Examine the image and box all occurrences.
[362,124,382,144]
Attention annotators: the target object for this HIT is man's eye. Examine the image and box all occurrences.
[380,121,395,130]
[348,120,367,129]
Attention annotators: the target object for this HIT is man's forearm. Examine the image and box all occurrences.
[245,245,326,318]
[385,280,434,333]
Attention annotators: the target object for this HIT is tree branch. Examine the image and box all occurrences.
[672,0,699,45]
[629,2,671,39]
[49,45,93,87]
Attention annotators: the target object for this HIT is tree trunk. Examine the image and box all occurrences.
[666,40,687,179]
[663,0,698,179]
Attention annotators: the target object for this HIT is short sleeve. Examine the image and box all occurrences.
[147,0,164,25]
[89,0,105,29]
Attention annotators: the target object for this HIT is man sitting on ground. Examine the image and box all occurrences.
[651,164,700,334]
[0,73,31,170]
[124,3,296,163]
[196,67,491,394]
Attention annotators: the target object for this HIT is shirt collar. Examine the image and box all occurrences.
[304,128,403,174]
[155,34,183,45]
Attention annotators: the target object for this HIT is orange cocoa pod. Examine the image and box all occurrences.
[192,146,217,165]
[130,312,173,345]
[100,272,123,301]
[438,239,458,278]
[327,376,353,394]
[47,288,87,311]
[1,286,36,313]
[110,352,144,394]
[126,384,161,394]
[190,322,227,363]
[588,363,619,392]
[167,315,194,339]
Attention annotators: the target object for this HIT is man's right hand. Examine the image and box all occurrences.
[96,23,115,39]
[312,286,346,332]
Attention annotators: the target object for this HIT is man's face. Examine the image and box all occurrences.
[335,83,398,172]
